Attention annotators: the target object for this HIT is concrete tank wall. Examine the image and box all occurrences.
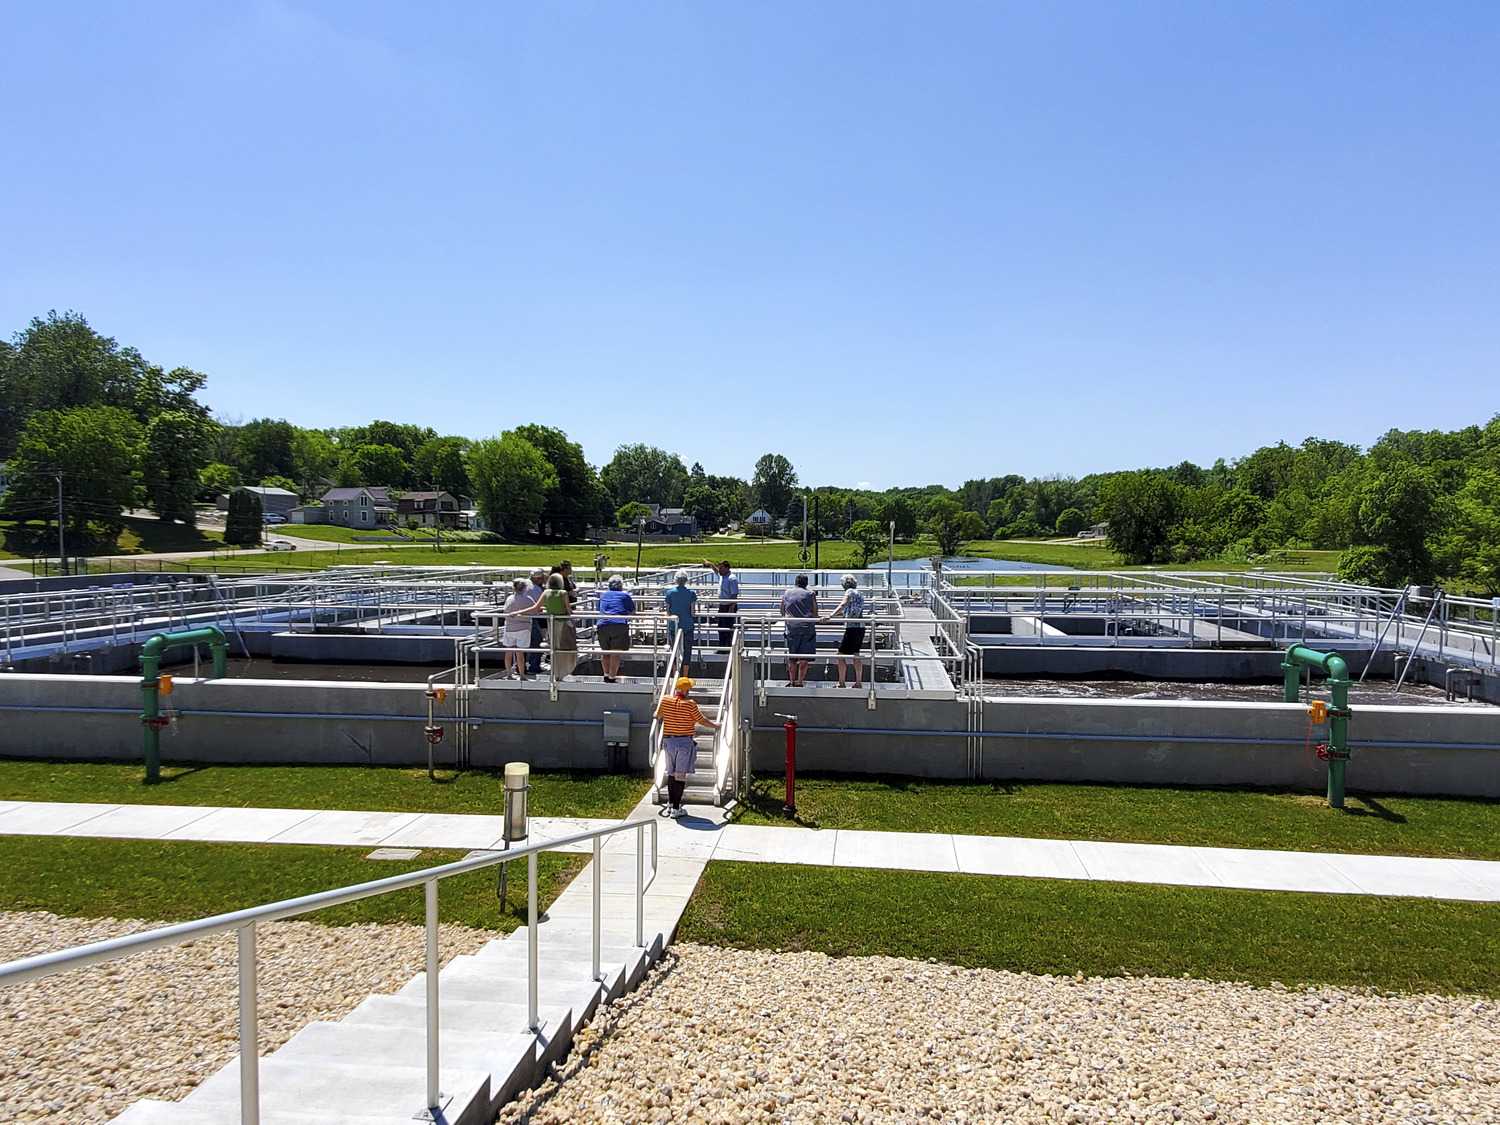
[1,673,1498,797]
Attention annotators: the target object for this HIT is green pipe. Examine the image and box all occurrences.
[140,627,228,783]
[1281,643,1353,808]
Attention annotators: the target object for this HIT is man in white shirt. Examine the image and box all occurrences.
[702,558,739,648]
[519,568,547,674]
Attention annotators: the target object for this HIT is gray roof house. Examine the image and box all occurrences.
[220,486,300,517]
[321,487,394,528]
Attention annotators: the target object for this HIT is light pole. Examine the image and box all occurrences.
[887,520,895,589]
[55,473,66,577]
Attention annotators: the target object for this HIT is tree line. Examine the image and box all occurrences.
[1,312,1497,593]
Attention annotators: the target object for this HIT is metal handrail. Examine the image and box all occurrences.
[0,816,659,1124]
[647,629,686,799]
[710,627,742,802]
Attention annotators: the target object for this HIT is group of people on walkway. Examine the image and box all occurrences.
[498,560,868,687]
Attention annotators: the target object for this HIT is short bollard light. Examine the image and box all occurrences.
[504,762,530,842]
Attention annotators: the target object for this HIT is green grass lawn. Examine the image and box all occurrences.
[735,774,1500,859]
[679,861,1500,995]
[0,761,649,820]
[0,516,225,561]
[274,524,443,544]
[959,540,1343,574]
[0,835,583,929]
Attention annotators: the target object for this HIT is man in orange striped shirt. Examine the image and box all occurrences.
[655,676,718,818]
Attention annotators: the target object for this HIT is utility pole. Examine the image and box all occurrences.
[813,495,820,570]
[54,473,66,577]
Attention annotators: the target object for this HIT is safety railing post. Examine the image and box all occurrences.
[636,823,645,948]
[424,878,440,1113]
[591,836,602,983]
[527,852,539,1032]
[237,923,259,1125]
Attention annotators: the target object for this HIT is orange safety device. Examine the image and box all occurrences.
[157,674,174,696]
[1309,700,1327,723]
[425,687,447,702]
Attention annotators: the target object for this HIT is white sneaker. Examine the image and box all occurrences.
[669,807,685,819]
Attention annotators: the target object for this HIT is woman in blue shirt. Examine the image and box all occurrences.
[596,574,636,683]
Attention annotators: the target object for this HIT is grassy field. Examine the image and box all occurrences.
[960,539,1343,574]
[0,762,650,820]
[735,774,1500,859]
[0,516,225,561]
[679,861,1500,995]
[0,835,582,929]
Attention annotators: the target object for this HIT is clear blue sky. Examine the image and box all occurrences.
[2,2,1497,489]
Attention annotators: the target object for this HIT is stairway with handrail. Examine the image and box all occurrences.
[648,628,743,810]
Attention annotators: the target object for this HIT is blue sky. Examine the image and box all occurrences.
[2,2,1497,489]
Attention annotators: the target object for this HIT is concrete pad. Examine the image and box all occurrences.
[0,801,122,835]
[527,816,617,852]
[952,834,1091,881]
[714,824,838,866]
[1192,846,1364,895]
[833,829,959,872]
[56,802,221,839]
[161,805,317,843]
[1320,853,1500,901]
[1070,840,1225,888]
[271,808,421,846]
[1438,858,1500,900]
[372,812,510,850]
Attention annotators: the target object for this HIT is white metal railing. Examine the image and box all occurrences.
[710,627,742,802]
[0,818,659,1125]
[647,630,687,798]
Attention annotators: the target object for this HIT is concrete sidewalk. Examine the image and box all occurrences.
[3,797,1500,902]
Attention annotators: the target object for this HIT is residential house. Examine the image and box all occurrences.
[1078,522,1109,540]
[288,505,326,524]
[644,507,697,537]
[320,487,395,529]
[396,491,461,529]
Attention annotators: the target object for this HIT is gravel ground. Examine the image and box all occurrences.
[502,944,1500,1125]
[0,911,493,1124]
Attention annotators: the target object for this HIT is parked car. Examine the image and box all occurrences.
[266,540,297,552]
[263,513,287,525]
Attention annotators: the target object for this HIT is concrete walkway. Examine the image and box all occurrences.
[4,797,1500,903]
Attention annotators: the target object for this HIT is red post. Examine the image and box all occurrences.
[782,716,798,816]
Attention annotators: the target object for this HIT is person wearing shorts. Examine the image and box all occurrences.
[596,573,635,683]
[654,676,718,818]
[501,577,537,679]
[781,574,819,687]
[822,573,867,688]
[662,570,698,675]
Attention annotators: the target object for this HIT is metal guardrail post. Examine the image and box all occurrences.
[424,878,440,1113]
[636,824,645,948]
[237,923,259,1125]
[592,837,602,983]
[527,852,539,1032]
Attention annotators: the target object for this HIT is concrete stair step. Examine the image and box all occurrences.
[275,1020,540,1112]
[175,1058,491,1125]
[111,1101,398,1125]
[343,985,598,1038]
[397,954,626,1005]
[477,940,651,992]
[439,948,632,999]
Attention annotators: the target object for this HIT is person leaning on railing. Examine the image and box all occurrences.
[822,573,867,688]
[655,676,718,818]
[543,573,578,680]
[781,573,818,687]
[523,569,547,675]
[662,569,698,676]
[597,573,635,683]
[501,577,538,680]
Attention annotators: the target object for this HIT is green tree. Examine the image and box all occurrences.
[349,443,408,488]
[199,462,241,501]
[874,496,919,540]
[1350,461,1439,585]
[235,419,297,481]
[515,424,606,537]
[290,428,340,492]
[616,501,653,529]
[926,498,987,555]
[224,489,262,547]
[1055,507,1088,537]
[260,475,299,494]
[1096,472,1180,564]
[848,519,888,568]
[0,405,142,553]
[465,432,558,538]
[412,436,472,498]
[0,311,150,456]
[1434,469,1500,594]
[601,444,689,509]
[338,421,436,476]
[142,410,212,524]
[752,453,798,518]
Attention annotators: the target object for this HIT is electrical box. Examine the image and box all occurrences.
[1309,700,1327,723]
[601,710,631,773]
[157,674,174,696]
